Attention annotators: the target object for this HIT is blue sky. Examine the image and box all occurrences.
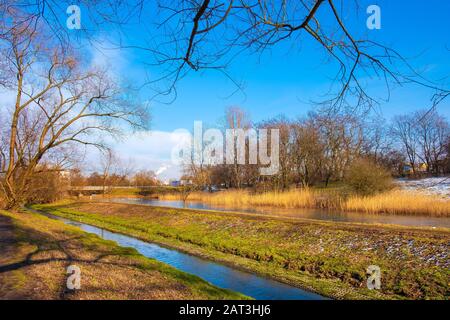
[135,0,450,130]
[71,0,450,179]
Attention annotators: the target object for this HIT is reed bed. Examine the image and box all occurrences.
[162,189,318,209]
[344,190,450,216]
[161,188,450,216]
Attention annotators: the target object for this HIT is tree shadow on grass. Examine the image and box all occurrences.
[0,215,145,290]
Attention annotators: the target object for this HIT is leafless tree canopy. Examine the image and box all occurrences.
[0,7,148,208]
[138,0,448,108]
[2,0,448,108]
[183,107,449,191]
[391,110,449,175]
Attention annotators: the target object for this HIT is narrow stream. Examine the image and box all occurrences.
[41,213,325,300]
[107,197,450,228]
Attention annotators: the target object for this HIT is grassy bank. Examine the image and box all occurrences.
[0,209,247,300]
[33,202,450,300]
[160,188,450,216]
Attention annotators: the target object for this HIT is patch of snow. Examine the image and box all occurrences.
[395,177,450,198]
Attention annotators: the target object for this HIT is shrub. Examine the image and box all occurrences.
[344,158,393,195]
[26,170,69,204]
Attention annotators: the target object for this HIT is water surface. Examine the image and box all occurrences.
[107,197,450,228]
[42,213,325,300]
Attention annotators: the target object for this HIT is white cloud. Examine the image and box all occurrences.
[112,130,191,181]
[86,35,136,82]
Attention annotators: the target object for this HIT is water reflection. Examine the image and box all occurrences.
[108,197,450,228]
[43,213,324,300]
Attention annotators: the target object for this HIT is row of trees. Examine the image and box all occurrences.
[184,107,450,191]
[391,110,449,175]
[70,169,160,188]
[69,149,160,191]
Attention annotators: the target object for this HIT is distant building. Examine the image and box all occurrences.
[403,164,413,174]
[418,163,428,172]
[168,176,194,187]
[403,162,428,174]
[169,180,181,187]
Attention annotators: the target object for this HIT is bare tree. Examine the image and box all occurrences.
[291,119,324,187]
[391,110,450,176]
[362,117,391,164]
[99,149,121,196]
[414,110,449,174]
[69,168,86,188]
[309,111,364,186]
[3,1,449,111]
[223,106,252,188]
[181,137,214,200]
[258,116,292,190]
[444,136,450,174]
[0,13,147,209]
[129,0,448,110]
[132,170,158,187]
[390,114,419,175]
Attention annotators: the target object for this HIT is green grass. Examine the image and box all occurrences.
[9,270,27,290]
[32,202,450,300]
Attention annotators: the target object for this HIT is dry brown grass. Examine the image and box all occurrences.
[161,188,450,216]
[162,189,319,208]
[344,190,450,216]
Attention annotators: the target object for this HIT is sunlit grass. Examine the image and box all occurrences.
[161,188,450,216]
[33,202,450,300]
[0,209,248,300]
[162,189,318,208]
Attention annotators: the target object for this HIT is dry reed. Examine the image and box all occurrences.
[160,188,450,216]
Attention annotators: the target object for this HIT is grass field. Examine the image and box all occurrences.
[160,188,450,216]
[33,201,450,300]
[0,209,247,300]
